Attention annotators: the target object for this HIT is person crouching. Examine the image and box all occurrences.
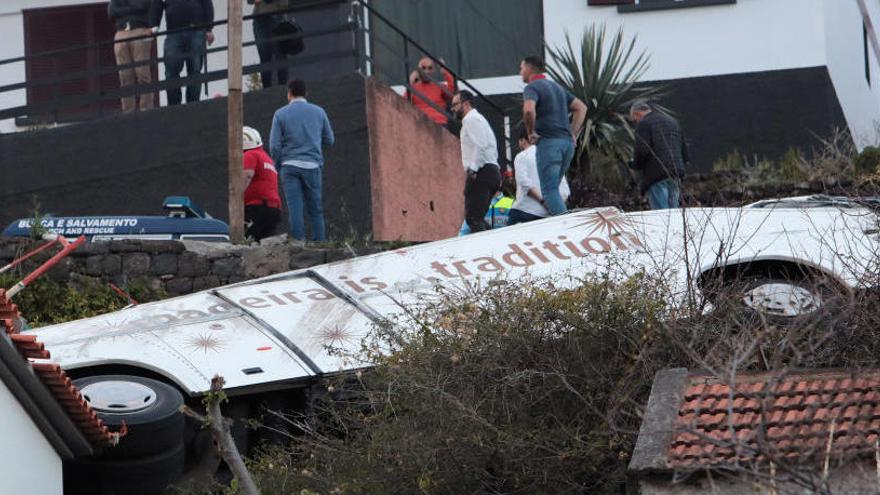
[243,126,282,241]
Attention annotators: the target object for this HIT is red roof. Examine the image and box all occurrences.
[669,370,880,469]
[0,289,120,447]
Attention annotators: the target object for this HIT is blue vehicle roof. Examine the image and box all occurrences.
[2,215,230,241]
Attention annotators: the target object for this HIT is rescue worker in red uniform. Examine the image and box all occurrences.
[243,126,282,241]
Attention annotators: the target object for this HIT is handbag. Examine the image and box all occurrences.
[272,15,305,55]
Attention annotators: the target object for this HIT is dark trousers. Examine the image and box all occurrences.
[508,208,544,226]
[164,30,205,105]
[245,205,281,241]
[464,164,501,233]
[253,15,288,88]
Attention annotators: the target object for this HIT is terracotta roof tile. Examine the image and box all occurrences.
[0,290,120,447]
[665,368,880,470]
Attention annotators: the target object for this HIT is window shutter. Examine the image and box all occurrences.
[23,2,119,120]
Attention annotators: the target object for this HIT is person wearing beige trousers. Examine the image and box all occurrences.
[109,0,155,112]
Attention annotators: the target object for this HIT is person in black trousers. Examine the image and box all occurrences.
[452,90,501,233]
[247,0,290,88]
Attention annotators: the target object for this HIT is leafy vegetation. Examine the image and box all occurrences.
[705,129,869,193]
[545,24,665,178]
[565,127,880,211]
[0,274,165,327]
[854,145,880,176]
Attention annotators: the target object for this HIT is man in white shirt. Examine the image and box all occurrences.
[509,126,570,225]
[451,90,501,233]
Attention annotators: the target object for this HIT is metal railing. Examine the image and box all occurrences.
[0,0,514,163]
[350,0,514,163]
[0,0,355,124]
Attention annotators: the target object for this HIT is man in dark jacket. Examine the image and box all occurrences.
[150,0,215,105]
[109,0,155,112]
[628,100,689,209]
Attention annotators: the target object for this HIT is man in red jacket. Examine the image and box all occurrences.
[404,56,456,126]
[242,126,282,241]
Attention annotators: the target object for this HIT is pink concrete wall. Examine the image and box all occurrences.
[365,77,464,242]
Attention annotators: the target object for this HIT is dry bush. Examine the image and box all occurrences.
[241,273,683,494]
[799,128,859,186]
[215,260,875,495]
[182,194,880,495]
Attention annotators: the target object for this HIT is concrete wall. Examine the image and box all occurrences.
[653,66,848,171]
[364,77,463,241]
[823,0,880,149]
[0,73,373,239]
[0,379,63,495]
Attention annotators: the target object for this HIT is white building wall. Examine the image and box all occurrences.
[0,0,262,133]
[464,0,831,97]
[0,380,63,495]
[823,0,880,149]
[542,0,827,82]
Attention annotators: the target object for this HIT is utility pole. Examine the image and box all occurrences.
[227,0,244,242]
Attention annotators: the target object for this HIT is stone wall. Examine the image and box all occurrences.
[0,238,387,297]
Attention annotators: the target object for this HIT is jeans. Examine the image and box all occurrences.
[536,137,574,216]
[646,178,681,210]
[508,208,544,226]
[281,166,325,241]
[163,30,205,105]
[253,14,288,88]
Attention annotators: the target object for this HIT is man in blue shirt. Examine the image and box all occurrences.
[269,79,335,241]
[520,55,587,216]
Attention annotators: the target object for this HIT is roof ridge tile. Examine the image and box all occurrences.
[0,293,120,448]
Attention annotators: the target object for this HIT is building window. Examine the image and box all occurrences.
[618,0,736,13]
[23,2,121,121]
[865,23,871,86]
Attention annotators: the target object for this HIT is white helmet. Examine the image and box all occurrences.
[243,126,263,150]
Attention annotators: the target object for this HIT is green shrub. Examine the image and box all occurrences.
[779,147,808,182]
[854,145,880,176]
[711,150,745,174]
[585,150,629,193]
[0,274,165,327]
[546,24,665,177]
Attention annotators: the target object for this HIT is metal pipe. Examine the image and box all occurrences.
[6,236,86,299]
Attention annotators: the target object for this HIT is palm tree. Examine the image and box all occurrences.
[545,25,665,178]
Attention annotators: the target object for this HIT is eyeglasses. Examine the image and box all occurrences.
[419,65,434,71]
